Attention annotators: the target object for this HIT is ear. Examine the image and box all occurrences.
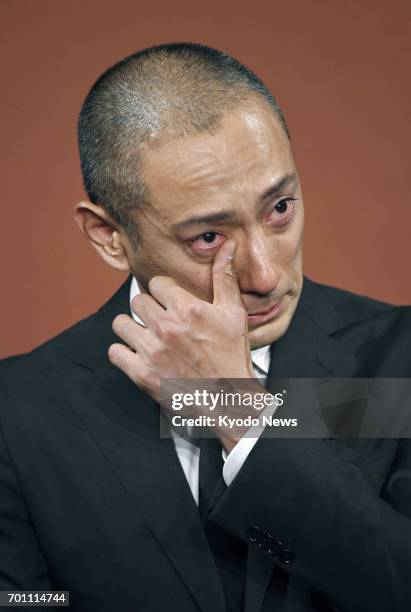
[74,201,131,272]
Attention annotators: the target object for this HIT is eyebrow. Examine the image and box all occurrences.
[260,172,297,203]
[171,172,298,232]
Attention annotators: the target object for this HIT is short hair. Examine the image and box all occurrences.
[77,42,290,241]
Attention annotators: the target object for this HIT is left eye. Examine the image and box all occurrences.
[268,197,297,223]
[274,198,295,213]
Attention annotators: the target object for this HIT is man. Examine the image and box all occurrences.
[0,42,410,612]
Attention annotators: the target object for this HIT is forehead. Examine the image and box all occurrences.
[139,101,295,219]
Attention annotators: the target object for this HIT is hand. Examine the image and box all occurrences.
[108,240,256,407]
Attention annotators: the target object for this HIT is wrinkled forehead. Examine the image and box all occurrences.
[139,102,295,213]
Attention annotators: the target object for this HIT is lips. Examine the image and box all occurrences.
[245,299,283,328]
[248,303,279,316]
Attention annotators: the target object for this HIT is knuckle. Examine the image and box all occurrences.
[179,301,201,321]
[147,343,165,360]
[157,320,178,342]
[223,267,237,281]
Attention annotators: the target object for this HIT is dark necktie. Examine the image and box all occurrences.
[199,436,247,612]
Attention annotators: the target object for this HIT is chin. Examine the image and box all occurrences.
[248,318,289,349]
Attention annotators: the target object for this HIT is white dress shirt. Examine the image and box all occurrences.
[129,277,274,504]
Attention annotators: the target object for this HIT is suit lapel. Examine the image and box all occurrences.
[72,276,226,612]
[267,277,361,379]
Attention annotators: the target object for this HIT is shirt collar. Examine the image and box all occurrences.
[129,276,270,375]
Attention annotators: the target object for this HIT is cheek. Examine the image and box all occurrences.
[163,257,214,302]
[180,268,214,302]
[277,210,304,268]
[132,245,214,302]
[272,234,303,271]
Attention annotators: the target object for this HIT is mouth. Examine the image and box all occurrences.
[247,298,284,327]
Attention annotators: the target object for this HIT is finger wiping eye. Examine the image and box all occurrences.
[212,239,243,306]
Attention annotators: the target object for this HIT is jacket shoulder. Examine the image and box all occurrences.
[0,313,95,373]
[304,277,410,328]
[0,276,131,383]
[308,278,398,313]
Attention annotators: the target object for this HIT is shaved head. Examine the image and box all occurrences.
[78,42,289,240]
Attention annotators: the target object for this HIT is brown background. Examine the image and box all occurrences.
[1,0,410,359]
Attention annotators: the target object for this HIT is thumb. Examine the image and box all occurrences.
[212,239,242,306]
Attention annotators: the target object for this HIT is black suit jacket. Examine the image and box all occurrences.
[0,276,410,612]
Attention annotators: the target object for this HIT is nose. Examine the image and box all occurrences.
[235,231,280,296]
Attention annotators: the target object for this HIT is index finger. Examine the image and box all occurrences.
[212,239,243,307]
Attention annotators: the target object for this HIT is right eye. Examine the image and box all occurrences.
[190,232,225,253]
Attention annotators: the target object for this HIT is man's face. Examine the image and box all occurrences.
[127,100,304,349]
